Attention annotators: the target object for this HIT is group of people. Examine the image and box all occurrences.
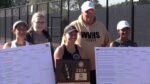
[3,12,51,49]
[54,1,137,84]
[2,1,137,84]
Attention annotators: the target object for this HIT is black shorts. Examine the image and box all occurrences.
[90,70,96,84]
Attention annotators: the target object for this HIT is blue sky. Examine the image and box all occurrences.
[98,0,139,6]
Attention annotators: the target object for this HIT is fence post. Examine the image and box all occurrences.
[19,7,21,19]
[47,2,49,32]
[106,0,109,30]
[131,0,134,42]
[36,4,38,12]
[4,9,7,43]
[11,8,13,40]
[60,0,63,37]
[67,0,70,24]
[27,5,29,24]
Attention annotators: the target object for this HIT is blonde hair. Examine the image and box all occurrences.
[31,12,45,23]
[61,25,78,45]
[61,34,66,45]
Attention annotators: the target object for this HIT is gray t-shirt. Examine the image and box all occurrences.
[32,32,48,44]
[113,38,137,47]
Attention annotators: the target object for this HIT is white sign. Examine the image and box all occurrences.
[95,47,150,84]
[0,43,56,84]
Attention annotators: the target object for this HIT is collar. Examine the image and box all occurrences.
[78,15,96,26]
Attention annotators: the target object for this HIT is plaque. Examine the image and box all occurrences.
[56,59,90,84]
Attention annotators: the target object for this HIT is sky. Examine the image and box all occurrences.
[98,0,139,7]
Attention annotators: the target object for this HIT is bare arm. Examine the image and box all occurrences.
[3,42,12,49]
[53,45,64,68]
[109,42,115,47]
[77,45,88,59]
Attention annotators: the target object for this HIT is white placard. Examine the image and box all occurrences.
[0,43,56,84]
[95,47,150,84]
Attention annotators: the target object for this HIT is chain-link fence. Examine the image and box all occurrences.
[0,0,70,44]
[0,0,150,46]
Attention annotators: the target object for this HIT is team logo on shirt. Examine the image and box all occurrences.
[81,32,100,42]
[73,54,80,60]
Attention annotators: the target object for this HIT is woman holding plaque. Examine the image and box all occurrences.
[54,25,86,67]
[3,20,29,49]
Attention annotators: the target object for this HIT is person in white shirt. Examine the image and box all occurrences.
[3,20,29,49]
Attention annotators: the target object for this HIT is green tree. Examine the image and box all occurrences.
[139,0,150,4]
[0,0,12,8]
[12,0,28,6]
[29,0,53,4]
[66,0,102,11]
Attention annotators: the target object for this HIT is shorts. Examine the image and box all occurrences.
[90,70,96,84]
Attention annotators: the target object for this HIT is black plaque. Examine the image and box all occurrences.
[56,59,90,84]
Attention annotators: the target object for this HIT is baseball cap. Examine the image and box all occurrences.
[81,1,95,12]
[13,20,28,31]
[117,20,131,30]
[64,25,78,34]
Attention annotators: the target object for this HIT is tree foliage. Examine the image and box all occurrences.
[0,0,102,9]
[29,0,53,4]
[0,0,13,8]
[62,0,102,11]
[12,0,28,6]
[110,0,150,7]
[139,0,150,4]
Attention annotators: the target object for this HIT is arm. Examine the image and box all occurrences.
[103,31,110,47]
[53,45,64,68]
[77,45,88,59]
[3,42,12,49]
[100,23,110,47]
[109,42,115,47]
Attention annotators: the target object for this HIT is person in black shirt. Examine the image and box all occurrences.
[54,25,86,67]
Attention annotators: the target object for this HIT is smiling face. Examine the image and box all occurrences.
[82,9,95,25]
[13,24,27,40]
[32,16,45,32]
[118,27,130,39]
[64,31,78,44]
